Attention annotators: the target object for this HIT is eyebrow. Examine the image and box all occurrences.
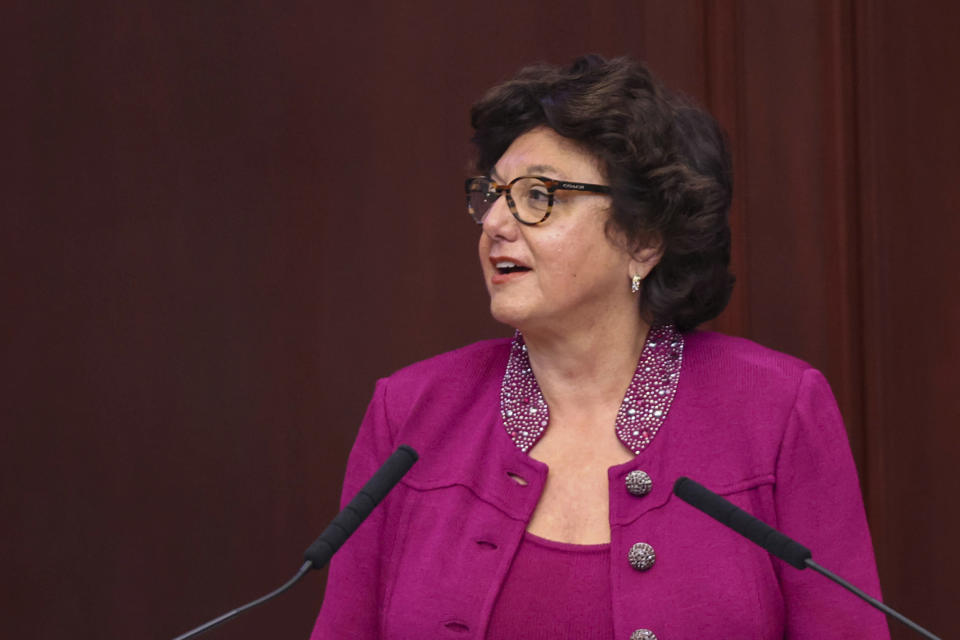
[490,164,566,182]
[526,164,564,177]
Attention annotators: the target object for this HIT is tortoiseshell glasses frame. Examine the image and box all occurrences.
[465,175,611,226]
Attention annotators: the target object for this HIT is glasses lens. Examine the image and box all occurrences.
[510,177,552,224]
[466,178,495,224]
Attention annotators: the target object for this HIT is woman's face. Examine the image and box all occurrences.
[478,127,650,335]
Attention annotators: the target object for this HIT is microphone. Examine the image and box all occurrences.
[673,476,812,568]
[304,444,419,568]
[672,477,941,640]
[172,445,419,640]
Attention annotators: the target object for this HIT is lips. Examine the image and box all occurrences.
[489,256,531,284]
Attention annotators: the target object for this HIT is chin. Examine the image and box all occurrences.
[490,301,556,336]
[488,299,528,331]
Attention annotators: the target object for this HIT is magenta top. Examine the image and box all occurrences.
[486,532,613,639]
[309,332,889,639]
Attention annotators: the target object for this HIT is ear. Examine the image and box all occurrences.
[628,241,663,282]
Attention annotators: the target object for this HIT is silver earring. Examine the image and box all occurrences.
[631,274,642,294]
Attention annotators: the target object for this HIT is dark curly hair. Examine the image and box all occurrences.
[470,55,734,331]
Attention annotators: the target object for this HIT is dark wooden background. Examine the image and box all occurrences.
[3,1,957,638]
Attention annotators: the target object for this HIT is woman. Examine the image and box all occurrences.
[310,56,888,639]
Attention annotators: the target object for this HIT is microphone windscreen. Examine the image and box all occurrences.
[673,476,812,569]
[363,444,419,504]
[304,445,418,569]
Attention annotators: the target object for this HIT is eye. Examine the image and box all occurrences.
[517,180,551,214]
[526,186,549,202]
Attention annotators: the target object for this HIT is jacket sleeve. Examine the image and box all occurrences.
[775,368,889,639]
[309,377,398,639]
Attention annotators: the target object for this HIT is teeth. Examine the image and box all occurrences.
[495,261,518,269]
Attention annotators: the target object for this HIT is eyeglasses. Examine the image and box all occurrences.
[465,175,611,226]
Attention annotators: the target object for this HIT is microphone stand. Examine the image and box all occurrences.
[173,562,312,640]
[804,560,940,640]
[171,445,418,640]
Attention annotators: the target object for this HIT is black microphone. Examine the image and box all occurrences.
[172,445,418,640]
[673,476,941,640]
[673,476,811,568]
[304,444,419,568]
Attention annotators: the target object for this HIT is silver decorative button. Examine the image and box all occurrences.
[628,542,656,571]
[625,470,652,496]
[630,630,657,640]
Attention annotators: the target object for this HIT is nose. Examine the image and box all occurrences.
[480,192,518,241]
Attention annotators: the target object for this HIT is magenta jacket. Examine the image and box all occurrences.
[309,332,889,639]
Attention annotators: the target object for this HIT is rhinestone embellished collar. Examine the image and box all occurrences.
[500,325,683,455]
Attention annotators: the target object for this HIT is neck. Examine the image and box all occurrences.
[521,312,651,418]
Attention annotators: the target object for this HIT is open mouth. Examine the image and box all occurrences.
[494,261,532,275]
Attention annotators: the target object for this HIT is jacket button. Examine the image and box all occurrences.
[625,470,652,496]
[630,630,658,640]
[628,542,656,571]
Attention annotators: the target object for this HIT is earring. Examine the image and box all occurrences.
[631,274,642,294]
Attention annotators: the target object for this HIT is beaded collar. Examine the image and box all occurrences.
[500,324,684,455]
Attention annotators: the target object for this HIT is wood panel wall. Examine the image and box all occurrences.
[2,1,956,638]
